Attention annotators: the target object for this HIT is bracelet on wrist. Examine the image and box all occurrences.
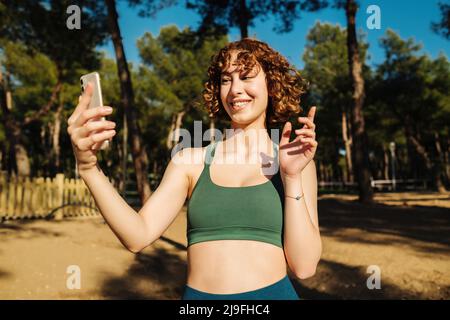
[285,193,304,200]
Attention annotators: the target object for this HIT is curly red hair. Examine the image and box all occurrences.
[203,38,307,125]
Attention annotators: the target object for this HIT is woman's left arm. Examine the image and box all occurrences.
[279,106,322,279]
[282,161,321,279]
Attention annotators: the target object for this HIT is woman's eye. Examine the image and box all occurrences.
[242,76,253,80]
[221,78,230,83]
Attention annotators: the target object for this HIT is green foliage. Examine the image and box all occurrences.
[370,29,450,180]
[0,0,109,177]
[0,0,109,80]
[0,2,448,185]
[431,1,450,40]
[136,25,228,132]
[1,41,57,121]
[375,29,450,136]
[137,25,227,114]
[302,22,370,167]
[185,0,328,36]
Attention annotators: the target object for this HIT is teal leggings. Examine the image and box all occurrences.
[182,275,300,300]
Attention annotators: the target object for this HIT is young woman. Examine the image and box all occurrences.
[67,38,321,300]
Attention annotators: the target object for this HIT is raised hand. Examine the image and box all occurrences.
[67,82,116,173]
[279,106,318,178]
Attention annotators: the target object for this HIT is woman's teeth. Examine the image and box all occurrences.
[231,100,251,109]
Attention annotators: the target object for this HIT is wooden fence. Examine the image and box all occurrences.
[0,172,101,221]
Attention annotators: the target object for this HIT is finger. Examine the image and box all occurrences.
[308,106,317,121]
[294,128,315,138]
[88,125,114,150]
[280,121,292,145]
[78,129,116,151]
[72,119,115,149]
[298,117,316,130]
[298,137,318,148]
[73,82,94,119]
[75,105,113,128]
[85,120,116,133]
[91,138,111,151]
[69,82,94,124]
[79,120,115,148]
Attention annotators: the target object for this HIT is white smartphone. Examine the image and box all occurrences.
[80,72,110,150]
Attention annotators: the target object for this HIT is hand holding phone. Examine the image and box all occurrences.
[79,72,111,150]
[67,73,116,174]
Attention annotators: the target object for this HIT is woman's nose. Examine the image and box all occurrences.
[230,79,244,95]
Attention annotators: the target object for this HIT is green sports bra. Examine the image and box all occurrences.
[187,141,285,248]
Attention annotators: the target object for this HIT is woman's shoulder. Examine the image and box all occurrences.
[171,144,216,185]
[170,144,213,170]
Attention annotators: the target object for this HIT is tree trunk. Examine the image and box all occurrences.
[23,80,62,126]
[14,142,30,177]
[318,161,324,182]
[166,110,186,150]
[0,65,5,172]
[444,136,450,185]
[405,118,447,192]
[434,131,448,187]
[406,137,418,179]
[0,67,13,112]
[5,121,30,177]
[166,114,177,150]
[341,108,353,182]
[173,110,186,144]
[0,66,30,177]
[332,135,341,181]
[345,0,374,203]
[51,101,63,173]
[238,0,249,38]
[383,145,389,180]
[105,0,152,205]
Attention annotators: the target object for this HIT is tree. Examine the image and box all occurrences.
[0,0,108,177]
[303,22,369,184]
[339,0,374,202]
[104,0,152,205]
[185,0,328,39]
[136,26,228,152]
[432,1,450,40]
[375,30,449,192]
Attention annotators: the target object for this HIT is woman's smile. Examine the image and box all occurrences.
[229,99,253,111]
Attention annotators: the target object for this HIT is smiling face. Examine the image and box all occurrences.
[219,51,269,127]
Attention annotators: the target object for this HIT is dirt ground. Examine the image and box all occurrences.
[0,192,449,300]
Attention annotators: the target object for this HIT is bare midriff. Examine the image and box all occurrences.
[186,240,288,294]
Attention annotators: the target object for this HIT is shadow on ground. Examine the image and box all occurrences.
[100,245,187,299]
[0,219,64,239]
[318,198,450,250]
[290,259,446,300]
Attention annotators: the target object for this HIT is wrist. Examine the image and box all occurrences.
[79,164,102,179]
[281,172,302,184]
[281,173,303,194]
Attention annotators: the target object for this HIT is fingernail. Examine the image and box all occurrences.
[104,107,113,112]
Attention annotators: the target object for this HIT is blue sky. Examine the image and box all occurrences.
[99,0,449,70]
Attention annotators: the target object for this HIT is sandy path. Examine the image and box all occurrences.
[0,192,449,299]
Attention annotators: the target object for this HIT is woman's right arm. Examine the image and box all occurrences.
[68,83,191,253]
[79,151,190,254]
